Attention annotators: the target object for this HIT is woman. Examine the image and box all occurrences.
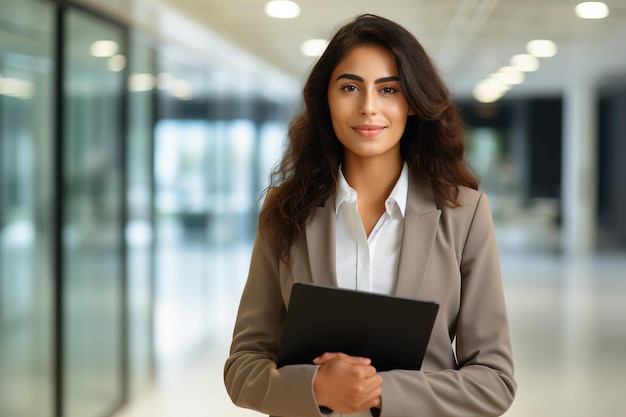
[224,14,516,417]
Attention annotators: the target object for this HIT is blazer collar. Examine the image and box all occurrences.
[303,171,441,297]
[394,173,441,298]
[303,194,338,287]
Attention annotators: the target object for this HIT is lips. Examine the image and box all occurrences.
[352,124,386,137]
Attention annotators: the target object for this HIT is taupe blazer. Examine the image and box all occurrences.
[224,172,516,417]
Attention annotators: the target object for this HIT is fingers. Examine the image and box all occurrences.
[339,376,382,412]
[361,375,383,408]
[313,354,382,414]
[313,352,372,365]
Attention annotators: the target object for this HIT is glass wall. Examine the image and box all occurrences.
[0,0,55,416]
[151,54,292,371]
[63,8,125,417]
[153,59,215,372]
[126,33,156,398]
[0,0,294,416]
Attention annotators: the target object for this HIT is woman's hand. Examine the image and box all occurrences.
[313,352,382,413]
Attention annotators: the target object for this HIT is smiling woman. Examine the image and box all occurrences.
[225,13,516,417]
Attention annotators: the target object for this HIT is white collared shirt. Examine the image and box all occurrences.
[335,162,408,294]
[329,163,408,417]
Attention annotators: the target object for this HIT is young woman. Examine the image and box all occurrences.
[224,14,516,417]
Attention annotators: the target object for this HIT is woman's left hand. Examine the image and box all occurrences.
[312,352,382,413]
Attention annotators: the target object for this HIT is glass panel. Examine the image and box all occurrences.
[258,120,286,202]
[154,118,212,371]
[63,9,125,417]
[0,0,54,416]
[150,51,291,377]
[210,119,257,244]
[126,33,155,397]
[153,57,214,373]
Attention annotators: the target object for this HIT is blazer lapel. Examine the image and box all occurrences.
[303,196,337,287]
[394,173,441,298]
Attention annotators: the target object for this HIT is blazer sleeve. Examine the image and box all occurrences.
[378,192,517,417]
[223,229,326,417]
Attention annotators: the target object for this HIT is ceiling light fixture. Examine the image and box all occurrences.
[300,39,328,57]
[265,0,300,19]
[0,77,35,99]
[90,40,119,58]
[526,40,557,58]
[510,54,540,72]
[493,66,525,85]
[108,55,126,72]
[129,74,155,92]
[171,79,193,100]
[575,2,609,19]
[473,79,510,103]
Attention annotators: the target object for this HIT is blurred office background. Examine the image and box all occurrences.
[0,0,624,416]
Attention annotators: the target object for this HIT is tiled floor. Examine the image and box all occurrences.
[113,240,626,417]
[498,250,626,417]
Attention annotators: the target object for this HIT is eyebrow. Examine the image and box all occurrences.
[335,74,400,84]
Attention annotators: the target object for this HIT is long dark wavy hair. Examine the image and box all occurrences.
[260,14,479,259]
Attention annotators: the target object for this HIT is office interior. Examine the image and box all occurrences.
[0,0,625,416]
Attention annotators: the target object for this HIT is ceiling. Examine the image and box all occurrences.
[78,0,626,101]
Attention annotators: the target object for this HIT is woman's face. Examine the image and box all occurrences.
[327,44,413,163]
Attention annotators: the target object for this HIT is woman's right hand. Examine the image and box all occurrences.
[313,352,382,413]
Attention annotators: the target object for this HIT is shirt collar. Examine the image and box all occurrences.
[335,166,357,214]
[335,162,409,218]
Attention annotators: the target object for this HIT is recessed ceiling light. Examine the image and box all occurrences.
[526,40,557,58]
[171,79,193,100]
[300,39,328,57]
[473,79,509,103]
[493,66,525,85]
[510,54,540,72]
[575,2,609,19]
[0,77,35,99]
[265,0,300,19]
[90,40,119,57]
[129,74,155,92]
[108,55,126,72]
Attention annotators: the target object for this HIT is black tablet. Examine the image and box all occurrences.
[276,282,439,371]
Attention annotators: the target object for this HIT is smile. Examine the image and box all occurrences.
[352,124,386,138]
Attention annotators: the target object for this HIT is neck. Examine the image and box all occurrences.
[342,153,403,202]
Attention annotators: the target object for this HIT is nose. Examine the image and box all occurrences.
[359,88,378,116]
